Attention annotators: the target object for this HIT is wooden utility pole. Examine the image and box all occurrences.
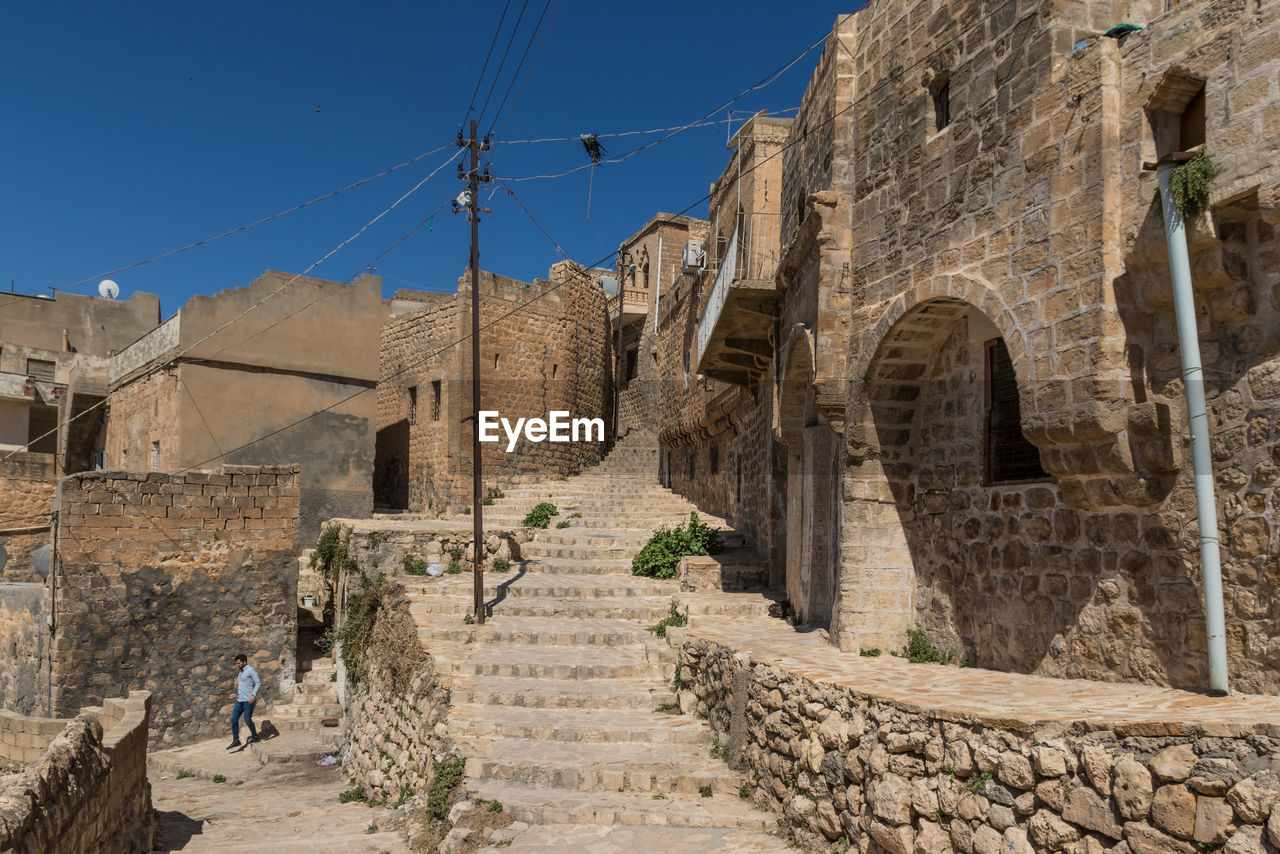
[458,120,490,624]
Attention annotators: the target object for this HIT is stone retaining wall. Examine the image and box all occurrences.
[336,521,532,578]
[679,634,1280,853]
[0,691,153,853]
[343,583,452,806]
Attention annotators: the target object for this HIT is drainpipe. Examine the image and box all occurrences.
[653,236,662,335]
[1156,160,1229,695]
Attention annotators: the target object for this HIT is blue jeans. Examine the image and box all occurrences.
[231,700,257,741]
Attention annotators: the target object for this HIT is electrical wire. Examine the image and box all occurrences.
[476,0,532,128]
[495,29,829,182]
[497,111,800,145]
[494,0,564,145]
[1,147,464,464]
[0,144,454,310]
[486,0,555,137]
[464,0,514,121]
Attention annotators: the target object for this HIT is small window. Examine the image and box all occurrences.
[931,76,951,132]
[150,441,160,472]
[408,386,418,425]
[431,381,441,421]
[26,359,55,381]
[494,353,500,370]
[683,351,691,391]
[1179,86,1205,151]
[710,444,719,475]
[552,364,558,380]
[625,349,638,382]
[985,339,1047,483]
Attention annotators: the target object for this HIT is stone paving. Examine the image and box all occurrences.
[681,607,1280,736]
[150,734,408,853]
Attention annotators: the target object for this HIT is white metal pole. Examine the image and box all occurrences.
[1157,163,1229,695]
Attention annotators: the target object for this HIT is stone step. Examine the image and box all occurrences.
[294,681,337,696]
[301,668,338,685]
[503,557,634,575]
[515,543,640,561]
[269,702,343,721]
[447,706,706,745]
[438,646,655,680]
[405,575,676,599]
[462,739,742,795]
[472,823,794,854]
[410,596,677,621]
[466,782,770,832]
[449,676,676,711]
[420,617,652,647]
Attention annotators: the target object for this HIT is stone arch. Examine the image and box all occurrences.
[776,326,816,449]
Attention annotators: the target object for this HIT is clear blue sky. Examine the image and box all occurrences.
[2,1,854,316]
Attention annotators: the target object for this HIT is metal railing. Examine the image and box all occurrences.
[696,213,780,363]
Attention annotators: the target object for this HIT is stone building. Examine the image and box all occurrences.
[612,214,707,439]
[0,290,161,578]
[105,271,390,540]
[656,0,1280,694]
[375,262,611,513]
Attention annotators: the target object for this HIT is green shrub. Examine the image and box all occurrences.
[522,502,559,528]
[631,512,723,579]
[448,545,465,562]
[427,757,466,820]
[402,555,429,576]
[339,787,366,804]
[556,520,570,528]
[491,557,510,572]
[212,774,226,784]
[859,648,881,657]
[1168,150,1219,220]
[446,562,463,574]
[905,629,952,665]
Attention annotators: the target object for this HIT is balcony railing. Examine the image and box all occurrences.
[607,287,649,322]
[696,213,780,365]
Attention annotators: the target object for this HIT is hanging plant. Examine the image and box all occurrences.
[1167,151,1219,220]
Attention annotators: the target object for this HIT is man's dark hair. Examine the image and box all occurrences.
[234,654,247,664]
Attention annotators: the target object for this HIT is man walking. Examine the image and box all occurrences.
[228,653,260,750]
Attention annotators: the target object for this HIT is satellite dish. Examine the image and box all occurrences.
[98,279,120,299]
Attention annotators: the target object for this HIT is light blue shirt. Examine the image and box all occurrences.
[237,665,260,702]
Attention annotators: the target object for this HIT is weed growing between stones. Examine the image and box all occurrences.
[654,702,679,714]
[463,613,475,625]
[631,512,723,579]
[339,787,367,804]
[491,557,510,572]
[739,784,751,799]
[176,769,192,779]
[698,784,713,797]
[445,562,463,574]
[904,629,953,664]
[646,602,687,636]
[426,757,466,820]
[212,774,226,784]
[709,740,728,761]
[859,648,881,657]
[403,555,429,576]
[487,800,503,813]
[522,502,559,528]
[556,520,571,528]
[448,546,465,563]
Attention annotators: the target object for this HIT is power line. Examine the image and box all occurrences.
[486,0,555,137]
[497,110,800,145]
[464,0,514,121]
[494,0,564,144]
[496,28,830,183]
[476,0,532,127]
[0,144,454,311]
[2,147,464,464]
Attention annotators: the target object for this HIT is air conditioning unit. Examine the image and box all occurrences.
[682,240,705,274]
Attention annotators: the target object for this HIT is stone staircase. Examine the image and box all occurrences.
[403,432,789,850]
[267,659,343,732]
